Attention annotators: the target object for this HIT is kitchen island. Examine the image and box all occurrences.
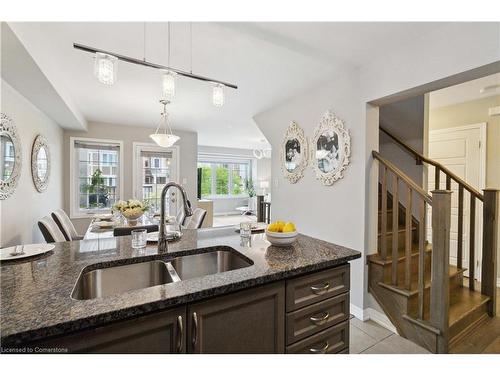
[1,227,361,353]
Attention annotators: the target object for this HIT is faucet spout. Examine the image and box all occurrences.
[158,182,193,252]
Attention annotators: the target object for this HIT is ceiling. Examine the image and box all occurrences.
[7,22,451,149]
[430,72,500,108]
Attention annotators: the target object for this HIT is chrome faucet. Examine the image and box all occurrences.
[158,182,193,252]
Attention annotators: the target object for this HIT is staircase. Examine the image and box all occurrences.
[368,128,498,353]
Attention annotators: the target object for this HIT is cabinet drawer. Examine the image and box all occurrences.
[286,320,349,354]
[286,264,349,311]
[286,292,349,345]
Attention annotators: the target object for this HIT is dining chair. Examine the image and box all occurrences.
[113,224,159,237]
[38,216,68,243]
[51,209,83,241]
[184,208,207,229]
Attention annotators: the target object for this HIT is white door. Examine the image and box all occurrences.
[133,143,180,216]
[426,123,486,279]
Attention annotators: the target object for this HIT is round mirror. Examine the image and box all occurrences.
[31,135,50,192]
[1,134,15,182]
[1,113,22,200]
[37,147,48,179]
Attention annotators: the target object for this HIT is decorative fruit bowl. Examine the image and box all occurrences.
[266,221,298,247]
[113,199,149,226]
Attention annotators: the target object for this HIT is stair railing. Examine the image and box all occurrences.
[380,126,498,317]
[373,151,433,321]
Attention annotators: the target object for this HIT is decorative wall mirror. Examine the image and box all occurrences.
[0,113,22,200]
[31,134,51,192]
[281,121,308,184]
[311,111,351,186]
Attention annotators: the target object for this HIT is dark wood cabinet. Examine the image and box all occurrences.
[187,282,285,353]
[24,264,351,354]
[32,306,186,353]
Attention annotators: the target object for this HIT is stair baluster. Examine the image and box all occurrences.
[380,165,388,261]
[469,198,476,291]
[405,187,413,290]
[457,185,464,269]
[391,175,399,285]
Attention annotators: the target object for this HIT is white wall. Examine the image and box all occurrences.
[255,22,500,315]
[254,67,366,308]
[64,122,198,234]
[0,79,64,246]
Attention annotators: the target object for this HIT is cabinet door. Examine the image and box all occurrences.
[187,282,285,353]
[32,306,186,354]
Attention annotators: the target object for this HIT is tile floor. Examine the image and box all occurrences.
[349,317,430,354]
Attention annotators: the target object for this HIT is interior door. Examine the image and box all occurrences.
[426,124,485,278]
[134,143,179,215]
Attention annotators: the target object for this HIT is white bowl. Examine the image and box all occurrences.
[265,230,298,247]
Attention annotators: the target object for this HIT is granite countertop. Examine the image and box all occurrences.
[1,227,361,346]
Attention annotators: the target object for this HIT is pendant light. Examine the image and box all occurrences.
[212,83,225,107]
[94,52,117,85]
[150,100,180,148]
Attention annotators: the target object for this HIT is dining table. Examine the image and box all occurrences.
[83,215,160,240]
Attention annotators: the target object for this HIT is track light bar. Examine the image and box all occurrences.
[73,43,238,90]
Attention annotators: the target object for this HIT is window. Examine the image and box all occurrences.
[197,158,252,198]
[133,144,177,214]
[71,138,123,217]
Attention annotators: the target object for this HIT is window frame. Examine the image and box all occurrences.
[69,137,124,219]
[132,142,180,211]
[197,154,253,199]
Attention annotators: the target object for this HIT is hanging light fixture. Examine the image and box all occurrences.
[150,100,180,148]
[212,83,225,107]
[94,52,117,85]
[161,70,177,100]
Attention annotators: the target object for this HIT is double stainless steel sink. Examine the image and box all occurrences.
[71,248,252,300]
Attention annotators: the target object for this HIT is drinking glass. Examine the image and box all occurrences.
[240,222,252,239]
[131,229,147,249]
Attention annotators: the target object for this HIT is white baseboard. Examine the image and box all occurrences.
[350,303,398,334]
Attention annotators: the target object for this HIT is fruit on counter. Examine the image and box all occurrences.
[282,222,296,233]
[267,220,296,233]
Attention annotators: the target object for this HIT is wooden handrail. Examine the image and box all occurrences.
[380,126,484,201]
[372,151,432,204]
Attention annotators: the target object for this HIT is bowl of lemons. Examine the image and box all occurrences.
[265,221,297,247]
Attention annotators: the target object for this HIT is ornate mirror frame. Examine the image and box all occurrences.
[281,121,309,184]
[0,113,22,200]
[310,111,351,186]
[31,134,51,192]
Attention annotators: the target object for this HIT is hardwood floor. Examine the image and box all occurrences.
[450,283,500,354]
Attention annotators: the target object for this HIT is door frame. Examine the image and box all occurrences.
[428,122,487,279]
[132,142,180,200]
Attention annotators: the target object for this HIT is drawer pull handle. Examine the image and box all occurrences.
[176,315,183,353]
[309,341,329,354]
[192,312,198,349]
[310,282,330,294]
[310,311,330,325]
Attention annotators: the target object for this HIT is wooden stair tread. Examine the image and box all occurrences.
[448,288,490,328]
[377,225,417,237]
[378,265,464,297]
[368,243,432,265]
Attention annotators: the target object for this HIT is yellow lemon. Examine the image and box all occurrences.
[275,221,285,232]
[267,223,278,232]
[283,222,296,233]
